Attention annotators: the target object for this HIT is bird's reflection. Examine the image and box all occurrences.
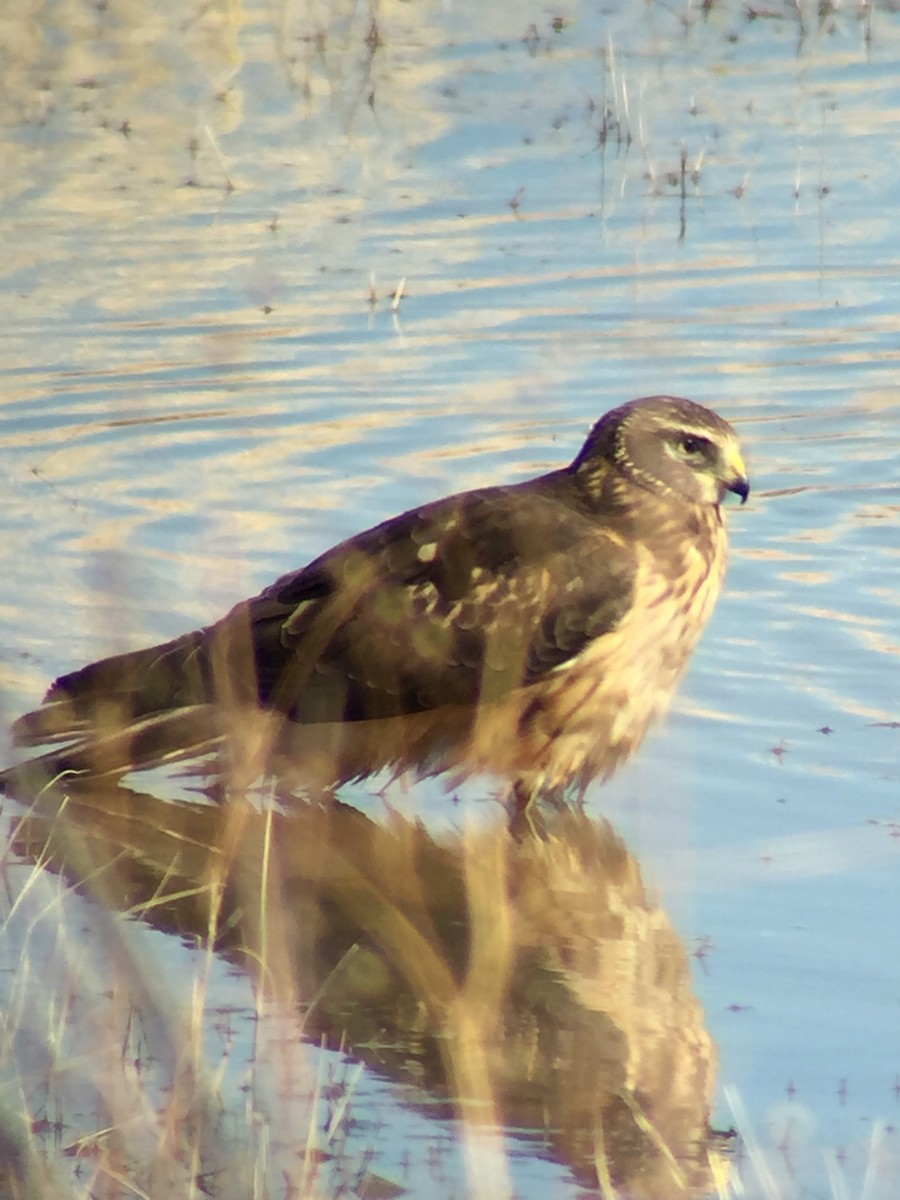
[8,779,719,1197]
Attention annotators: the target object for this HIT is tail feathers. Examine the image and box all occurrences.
[11,628,228,749]
[1,706,228,797]
[4,616,280,794]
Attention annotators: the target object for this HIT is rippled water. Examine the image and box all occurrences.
[1,2,899,1197]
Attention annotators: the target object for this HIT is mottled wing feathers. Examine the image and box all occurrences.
[247,480,637,724]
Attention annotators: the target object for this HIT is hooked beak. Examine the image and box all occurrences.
[722,447,750,505]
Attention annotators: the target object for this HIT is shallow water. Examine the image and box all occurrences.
[1,1,899,1197]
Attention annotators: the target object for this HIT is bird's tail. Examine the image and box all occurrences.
[4,620,268,792]
[11,629,221,748]
[2,706,228,797]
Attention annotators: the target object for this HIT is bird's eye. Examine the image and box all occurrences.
[678,434,707,457]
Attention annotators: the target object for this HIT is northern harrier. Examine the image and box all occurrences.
[8,396,749,808]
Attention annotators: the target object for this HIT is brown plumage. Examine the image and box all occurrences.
[8,396,749,806]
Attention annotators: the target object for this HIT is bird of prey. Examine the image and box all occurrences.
[8,396,748,809]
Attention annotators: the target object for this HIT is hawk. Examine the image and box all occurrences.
[8,396,748,808]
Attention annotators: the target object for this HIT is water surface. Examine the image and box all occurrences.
[1,2,899,1197]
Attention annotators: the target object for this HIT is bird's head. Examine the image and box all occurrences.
[573,395,750,508]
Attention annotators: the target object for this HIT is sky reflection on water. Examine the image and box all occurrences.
[1,2,899,1197]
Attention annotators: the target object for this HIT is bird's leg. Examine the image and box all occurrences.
[512,778,534,815]
[507,778,547,841]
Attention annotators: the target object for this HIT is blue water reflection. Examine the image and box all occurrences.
[1,1,899,1196]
